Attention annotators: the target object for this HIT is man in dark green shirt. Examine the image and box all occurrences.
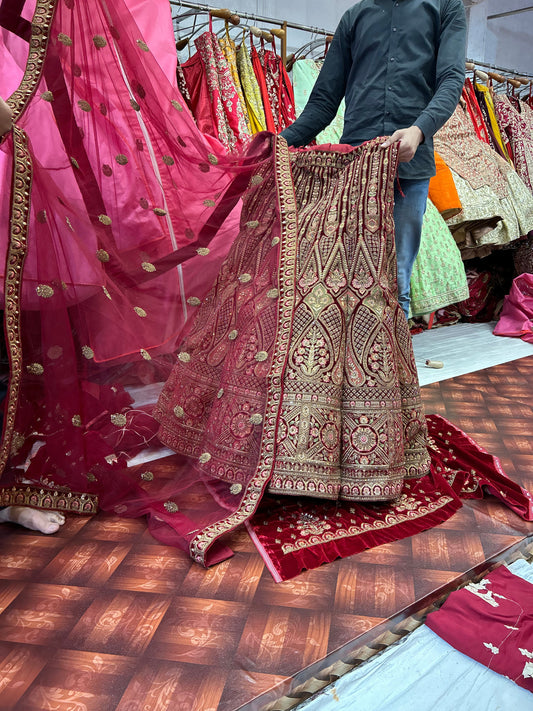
[281,0,467,318]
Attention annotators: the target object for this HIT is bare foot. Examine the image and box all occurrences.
[0,507,66,534]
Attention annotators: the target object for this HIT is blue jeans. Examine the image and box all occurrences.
[393,178,430,319]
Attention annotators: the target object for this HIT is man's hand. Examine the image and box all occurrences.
[381,126,424,163]
[0,97,13,137]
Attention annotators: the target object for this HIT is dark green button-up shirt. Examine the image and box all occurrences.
[281,0,467,179]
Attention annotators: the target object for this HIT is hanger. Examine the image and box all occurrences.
[209,8,240,25]
[250,26,273,43]
[320,35,334,60]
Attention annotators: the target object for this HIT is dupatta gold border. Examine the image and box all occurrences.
[0,0,58,476]
[0,485,98,514]
[189,135,299,566]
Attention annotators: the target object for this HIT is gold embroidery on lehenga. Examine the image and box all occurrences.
[82,346,95,360]
[111,413,127,427]
[36,284,55,298]
[93,35,107,49]
[58,32,72,46]
[0,486,98,514]
[0,128,34,474]
[187,136,298,566]
[26,363,44,375]
[281,493,454,554]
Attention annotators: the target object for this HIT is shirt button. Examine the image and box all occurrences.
[388,86,392,90]
[386,111,391,115]
[392,27,397,32]
[390,57,395,62]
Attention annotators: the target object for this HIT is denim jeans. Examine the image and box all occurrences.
[393,178,430,319]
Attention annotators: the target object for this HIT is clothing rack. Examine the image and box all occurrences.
[169,1,334,65]
[466,59,533,83]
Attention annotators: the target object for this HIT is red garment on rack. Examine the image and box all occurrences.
[251,38,276,132]
[462,79,490,144]
[258,41,284,132]
[494,95,533,191]
[250,36,296,133]
[279,55,297,131]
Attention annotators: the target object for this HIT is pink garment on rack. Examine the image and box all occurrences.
[493,273,533,343]
[181,26,250,151]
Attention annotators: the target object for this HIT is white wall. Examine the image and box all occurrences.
[467,0,533,74]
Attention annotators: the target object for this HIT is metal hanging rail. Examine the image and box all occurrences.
[169,2,334,37]
[467,58,533,81]
[487,6,533,21]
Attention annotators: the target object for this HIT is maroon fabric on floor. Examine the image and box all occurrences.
[247,415,533,581]
[426,565,533,692]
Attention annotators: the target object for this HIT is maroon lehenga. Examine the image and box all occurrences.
[155,140,429,508]
[1,0,531,580]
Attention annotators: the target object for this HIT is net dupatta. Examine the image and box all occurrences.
[0,0,274,563]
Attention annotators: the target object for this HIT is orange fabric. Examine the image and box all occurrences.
[429,152,462,220]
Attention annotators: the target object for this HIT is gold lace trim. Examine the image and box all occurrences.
[0,486,98,514]
[189,135,298,566]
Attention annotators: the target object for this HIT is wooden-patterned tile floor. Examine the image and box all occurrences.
[0,357,532,711]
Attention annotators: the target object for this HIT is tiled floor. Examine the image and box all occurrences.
[0,356,532,711]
